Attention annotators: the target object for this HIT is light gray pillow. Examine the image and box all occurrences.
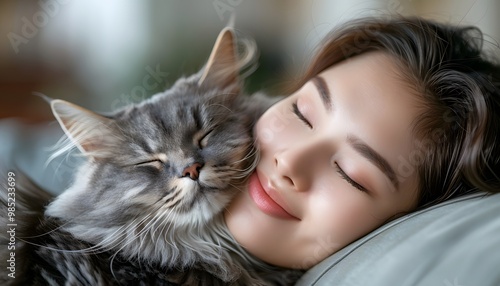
[296,192,500,286]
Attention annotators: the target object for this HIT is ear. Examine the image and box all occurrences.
[198,27,240,90]
[51,99,118,158]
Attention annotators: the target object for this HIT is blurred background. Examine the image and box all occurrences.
[2,0,500,122]
[0,0,499,192]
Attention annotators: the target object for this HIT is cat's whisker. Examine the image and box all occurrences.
[22,226,121,255]
[205,102,235,114]
[79,227,130,254]
[149,208,173,242]
[20,216,72,240]
[230,151,257,166]
[151,213,170,255]
[44,134,78,168]
[106,203,170,261]
[218,161,257,179]
[108,213,162,276]
[207,91,238,100]
[95,214,157,255]
[20,215,125,255]
[228,161,256,172]
[159,210,178,252]
[228,182,246,192]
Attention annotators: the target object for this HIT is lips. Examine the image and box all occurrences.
[248,172,299,220]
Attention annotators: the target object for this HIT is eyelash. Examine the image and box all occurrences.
[292,102,313,128]
[334,162,367,192]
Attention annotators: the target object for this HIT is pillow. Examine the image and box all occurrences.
[297,192,500,286]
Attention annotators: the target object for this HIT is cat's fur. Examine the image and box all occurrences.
[0,28,303,285]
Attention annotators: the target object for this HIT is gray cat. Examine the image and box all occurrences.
[0,28,303,285]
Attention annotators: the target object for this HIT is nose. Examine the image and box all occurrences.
[182,162,204,180]
[274,139,322,192]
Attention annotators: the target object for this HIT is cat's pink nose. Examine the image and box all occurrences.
[182,162,203,180]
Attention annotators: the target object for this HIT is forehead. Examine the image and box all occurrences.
[319,52,421,197]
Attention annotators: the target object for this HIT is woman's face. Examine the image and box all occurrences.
[225,52,421,269]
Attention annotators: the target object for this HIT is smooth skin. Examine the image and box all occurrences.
[225,52,422,269]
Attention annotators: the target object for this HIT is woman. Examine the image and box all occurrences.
[225,16,500,270]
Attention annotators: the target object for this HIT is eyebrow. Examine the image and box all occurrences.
[347,135,400,191]
[312,76,332,111]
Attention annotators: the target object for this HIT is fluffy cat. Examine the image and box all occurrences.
[0,27,303,285]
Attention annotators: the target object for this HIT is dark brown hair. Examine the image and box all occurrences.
[295,16,500,210]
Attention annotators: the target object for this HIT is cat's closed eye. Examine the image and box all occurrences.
[197,129,214,149]
[134,154,167,169]
[135,159,163,170]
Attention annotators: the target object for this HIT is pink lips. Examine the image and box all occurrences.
[248,172,298,220]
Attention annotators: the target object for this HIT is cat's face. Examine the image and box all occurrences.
[46,27,264,230]
[87,76,255,225]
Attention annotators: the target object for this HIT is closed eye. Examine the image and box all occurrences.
[198,129,214,148]
[135,155,166,168]
[134,159,164,171]
[292,102,312,129]
[135,159,163,166]
[334,162,368,192]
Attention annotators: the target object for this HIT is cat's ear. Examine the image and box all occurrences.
[51,99,118,159]
[198,27,240,90]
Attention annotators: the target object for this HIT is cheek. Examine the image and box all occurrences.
[302,185,383,255]
[255,98,298,147]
